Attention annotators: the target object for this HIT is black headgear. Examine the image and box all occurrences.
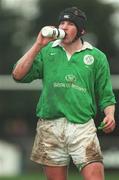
[58,7,87,37]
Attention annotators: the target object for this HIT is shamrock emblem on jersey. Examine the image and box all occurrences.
[83,55,94,65]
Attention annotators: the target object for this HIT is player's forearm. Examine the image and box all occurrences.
[104,105,115,116]
[12,42,42,80]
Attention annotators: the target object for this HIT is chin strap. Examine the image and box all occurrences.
[71,38,84,46]
[72,30,84,43]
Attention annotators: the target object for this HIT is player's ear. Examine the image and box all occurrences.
[80,29,85,35]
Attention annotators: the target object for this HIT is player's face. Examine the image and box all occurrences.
[59,21,78,44]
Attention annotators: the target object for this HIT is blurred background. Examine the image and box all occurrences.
[0,0,119,179]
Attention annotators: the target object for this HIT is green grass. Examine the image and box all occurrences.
[0,172,119,180]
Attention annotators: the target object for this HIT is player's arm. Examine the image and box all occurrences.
[12,31,54,80]
[102,105,116,133]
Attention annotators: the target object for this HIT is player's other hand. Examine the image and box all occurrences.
[102,114,116,133]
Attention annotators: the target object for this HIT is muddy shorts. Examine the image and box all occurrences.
[30,118,103,171]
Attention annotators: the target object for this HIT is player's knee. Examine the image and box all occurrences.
[81,162,104,180]
[44,166,67,180]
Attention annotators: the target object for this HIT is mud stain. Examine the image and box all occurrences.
[31,123,61,165]
[86,140,103,162]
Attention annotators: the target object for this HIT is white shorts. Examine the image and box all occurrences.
[30,118,103,171]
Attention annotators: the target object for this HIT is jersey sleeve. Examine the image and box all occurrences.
[94,53,116,111]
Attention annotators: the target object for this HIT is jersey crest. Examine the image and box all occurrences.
[83,55,94,65]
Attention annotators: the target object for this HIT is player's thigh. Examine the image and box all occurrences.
[81,162,104,180]
[43,165,68,180]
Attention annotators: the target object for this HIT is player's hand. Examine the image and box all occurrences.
[102,114,116,133]
[35,29,55,48]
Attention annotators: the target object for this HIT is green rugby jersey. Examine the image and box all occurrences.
[16,41,116,123]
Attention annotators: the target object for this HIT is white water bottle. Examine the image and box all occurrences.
[41,26,65,39]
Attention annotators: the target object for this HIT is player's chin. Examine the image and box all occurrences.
[62,37,69,43]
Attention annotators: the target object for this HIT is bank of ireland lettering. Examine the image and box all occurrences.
[53,74,86,92]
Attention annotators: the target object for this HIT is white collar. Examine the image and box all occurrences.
[52,39,93,51]
[52,39,62,47]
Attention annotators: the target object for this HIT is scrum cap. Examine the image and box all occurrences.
[58,7,87,37]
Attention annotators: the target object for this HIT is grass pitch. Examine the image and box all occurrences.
[0,171,119,180]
